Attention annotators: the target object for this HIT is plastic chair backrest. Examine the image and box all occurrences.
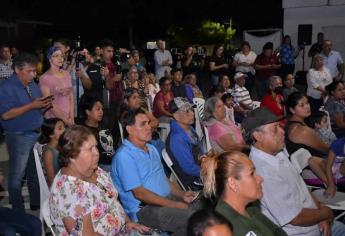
[161,149,186,191]
[158,123,170,143]
[252,101,261,110]
[193,98,205,121]
[42,199,56,236]
[194,107,204,140]
[33,143,50,220]
[118,121,124,143]
[203,126,212,152]
[290,148,311,174]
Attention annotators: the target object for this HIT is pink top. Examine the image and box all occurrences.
[39,70,73,120]
[208,119,245,153]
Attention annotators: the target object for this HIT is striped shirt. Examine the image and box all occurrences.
[0,60,13,80]
[234,84,253,107]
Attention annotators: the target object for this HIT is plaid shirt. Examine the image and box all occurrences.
[0,60,13,79]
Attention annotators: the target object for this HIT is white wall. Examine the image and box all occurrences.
[283,1,345,72]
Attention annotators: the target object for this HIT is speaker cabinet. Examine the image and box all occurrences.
[298,24,313,46]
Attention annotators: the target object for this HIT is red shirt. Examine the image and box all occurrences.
[261,94,286,126]
[254,54,280,80]
[153,91,174,118]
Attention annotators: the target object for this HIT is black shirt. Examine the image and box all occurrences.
[86,63,104,101]
[210,55,228,76]
[171,83,187,98]
[83,123,116,165]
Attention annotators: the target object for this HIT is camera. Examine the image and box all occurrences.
[75,53,86,64]
[195,46,207,58]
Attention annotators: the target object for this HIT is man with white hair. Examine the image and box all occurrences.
[154,39,173,80]
[320,39,344,81]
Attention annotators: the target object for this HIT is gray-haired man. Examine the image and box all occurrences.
[243,107,345,236]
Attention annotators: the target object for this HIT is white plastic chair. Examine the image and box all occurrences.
[193,98,205,121]
[41,199,56,236]
[203,126,212,152]
[252,101,261,110]
[161,149,186,191]
[146,96,153,113]
[194,107,204,141]
[118,121,124,143]
[290,148,345,219]
[33,142,50,229]
[158,123,170,143]
[290,148,312,174]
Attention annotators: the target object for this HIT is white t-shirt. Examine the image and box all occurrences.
[233,51,257,74]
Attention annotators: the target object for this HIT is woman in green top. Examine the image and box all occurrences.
[200,151,287,236]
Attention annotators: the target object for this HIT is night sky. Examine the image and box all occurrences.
[2,0,283,49]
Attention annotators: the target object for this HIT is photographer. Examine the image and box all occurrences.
[71,48,92,118]
[99,39,124,120]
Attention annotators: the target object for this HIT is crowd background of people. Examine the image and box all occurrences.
[0,31,345,235]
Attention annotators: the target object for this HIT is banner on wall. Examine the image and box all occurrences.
[244,30,282,55]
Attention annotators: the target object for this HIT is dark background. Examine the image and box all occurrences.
[1,0,283,50]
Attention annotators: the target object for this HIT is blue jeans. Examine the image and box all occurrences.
[331,220,345,236]
[0,207,42,236]
[5,131,40,211]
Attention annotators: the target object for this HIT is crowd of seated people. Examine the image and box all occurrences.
[1,34,345,236]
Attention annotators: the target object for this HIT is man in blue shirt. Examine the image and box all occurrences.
[166,97,204,190]
[111,109,197,235]
[0,53,52,211]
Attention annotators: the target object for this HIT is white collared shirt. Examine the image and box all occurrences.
[320,50,344,78]
[250,146,320,236]
[306,67,332,99]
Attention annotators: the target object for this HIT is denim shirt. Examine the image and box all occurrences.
[0,74,43,132]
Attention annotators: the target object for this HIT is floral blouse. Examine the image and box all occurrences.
[50,168,127,236]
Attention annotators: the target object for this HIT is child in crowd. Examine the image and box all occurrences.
[324,137,345,197]
[187,209,233,236]
[144,73,160,97]
[221,93,235,123]
[38,118,65,186]
[308,110,336,145]
[282,74,298,101]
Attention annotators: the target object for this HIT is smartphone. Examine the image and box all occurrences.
[42,95,54,101]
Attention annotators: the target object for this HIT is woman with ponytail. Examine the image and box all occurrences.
[200,151,287,236]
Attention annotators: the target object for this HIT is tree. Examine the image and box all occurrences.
[198,20,236,44]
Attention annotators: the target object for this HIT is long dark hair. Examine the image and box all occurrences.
[78,94,103,121]
[285,91,308,115]
[38,118,64,144]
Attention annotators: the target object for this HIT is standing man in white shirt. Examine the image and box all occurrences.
[320,39,344,81]
[154,39,173,81]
